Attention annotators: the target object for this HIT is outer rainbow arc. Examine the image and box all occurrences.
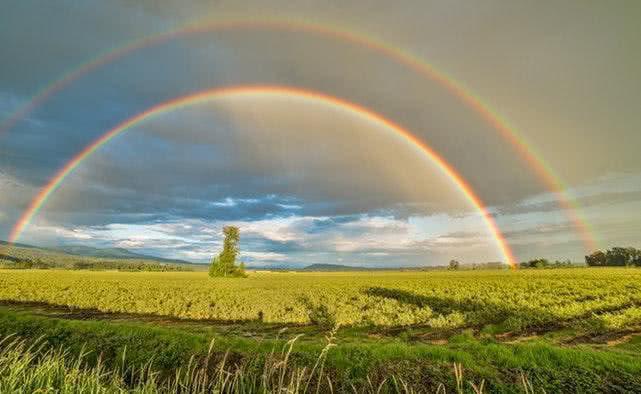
[8,85,517,268]
[0,17,597,253]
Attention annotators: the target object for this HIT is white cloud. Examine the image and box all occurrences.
[17,211,502,264]
[240,251,287,261]
[27,223,94,240]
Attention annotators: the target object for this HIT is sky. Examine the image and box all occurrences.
[1,1,640,267]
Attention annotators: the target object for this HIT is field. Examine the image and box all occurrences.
[0,268,641,392]
[1,269,641,332]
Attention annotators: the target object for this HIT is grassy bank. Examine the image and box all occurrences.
[1,307,640,393]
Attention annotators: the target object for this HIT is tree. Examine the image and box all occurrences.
[627,247,641,266]
[527,258,549,268]
[209,226,246,277]
[585,250,606,266]
[634,253,641,267]
[448,260,460,270]
[553,259,573,268]
[606,247,630,266]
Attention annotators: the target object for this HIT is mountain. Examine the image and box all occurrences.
[0,240,42,249]
[0,240,197,268]
[244,263,371,271]
[301,263,453,272]
[302,263,373,271]
[54,245,191,265]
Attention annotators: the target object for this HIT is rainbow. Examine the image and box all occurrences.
[8,85,517,267]
[0,17,597,252]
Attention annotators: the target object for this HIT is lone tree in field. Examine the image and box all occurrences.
[448,259,460,270]
[209,226,246,277]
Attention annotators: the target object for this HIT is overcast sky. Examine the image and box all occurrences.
[1,1,640,266]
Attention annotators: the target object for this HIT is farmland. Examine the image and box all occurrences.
[1,268,641,392]
[1,268,640,334]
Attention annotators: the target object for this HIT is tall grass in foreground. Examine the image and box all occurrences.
[0,333,537,394]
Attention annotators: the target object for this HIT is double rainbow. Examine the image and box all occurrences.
[3,17,597,261]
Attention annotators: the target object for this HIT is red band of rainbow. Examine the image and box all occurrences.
[8,85,518,267]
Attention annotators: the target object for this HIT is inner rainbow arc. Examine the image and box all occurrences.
[0,17,598,253]
[8,85,517,267]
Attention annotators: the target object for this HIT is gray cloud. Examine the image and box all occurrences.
[26,101,477,228]
[498,190,641,216]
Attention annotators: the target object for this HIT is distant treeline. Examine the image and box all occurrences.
[0,257,192,272]
[514,247,641,269]
[585,247,641,267]
[72,261,190,271]
[518,259,575,269]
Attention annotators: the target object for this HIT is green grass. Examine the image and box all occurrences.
[1,307,640,393]
[1,268,641,392]
[0,334,343,393]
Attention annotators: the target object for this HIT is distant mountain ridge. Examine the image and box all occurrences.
[300,263,458,271]
[303,263,384,271]
[55,245,192,264]
[245,263,454,271]
[0,240,194,265]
